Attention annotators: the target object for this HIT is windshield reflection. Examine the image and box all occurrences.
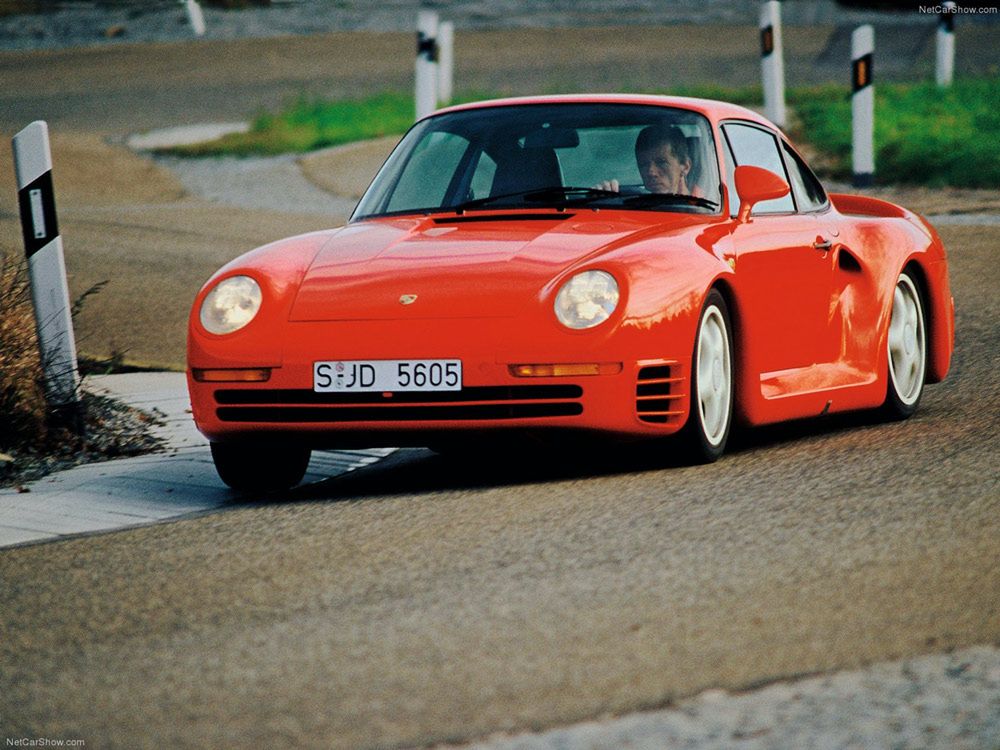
[352,103,722,221]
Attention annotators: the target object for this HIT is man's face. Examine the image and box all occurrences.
[637,142,689,193]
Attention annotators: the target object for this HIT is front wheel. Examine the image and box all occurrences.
[681,289,734,463]
[883,271,927,419]
[210,441,311,493]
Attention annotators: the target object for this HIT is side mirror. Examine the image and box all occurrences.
[734,165,790,223]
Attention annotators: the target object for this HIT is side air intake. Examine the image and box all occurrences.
[636,362,685,424]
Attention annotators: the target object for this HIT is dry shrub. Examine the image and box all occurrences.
[0,254,162,485]
[0,252,48,449]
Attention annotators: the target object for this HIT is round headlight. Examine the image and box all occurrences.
[199,275,262,335]
[554,270,620,330]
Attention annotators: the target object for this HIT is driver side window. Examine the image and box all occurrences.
[722,122,795,215]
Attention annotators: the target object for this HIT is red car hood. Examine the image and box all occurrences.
[288,212,681,321]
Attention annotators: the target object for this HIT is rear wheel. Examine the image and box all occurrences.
[682,289,734,463]
[883,271,927,419]
[210,441,311,492]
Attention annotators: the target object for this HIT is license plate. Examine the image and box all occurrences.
[313,359,462,392]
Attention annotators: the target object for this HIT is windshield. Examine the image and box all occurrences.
[352,103,722,221]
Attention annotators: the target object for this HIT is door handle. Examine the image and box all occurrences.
[813,237,833,251]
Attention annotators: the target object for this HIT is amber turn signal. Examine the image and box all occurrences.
[192,368,271,383]
[509,363,622,377]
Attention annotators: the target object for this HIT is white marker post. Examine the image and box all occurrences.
[437,20,454,106]
[415,10,439,120]
[12,122,82,421]
[759,1,786,128]
[184,0,206,37]
[851,25,875,188]
[936,1,956,87]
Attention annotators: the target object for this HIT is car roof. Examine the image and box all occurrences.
[432,93,776,130]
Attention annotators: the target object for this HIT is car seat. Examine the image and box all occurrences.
[490,146,562,197]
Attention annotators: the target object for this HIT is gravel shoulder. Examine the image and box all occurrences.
[456,645,1000,749]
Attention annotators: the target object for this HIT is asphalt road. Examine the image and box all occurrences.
[1,228,997,747]
[1,27,998,749]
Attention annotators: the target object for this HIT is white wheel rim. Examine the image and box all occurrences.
[887,274,926,406]
[696,305,731,446]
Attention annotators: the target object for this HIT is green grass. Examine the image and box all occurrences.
[172,87,764,158]
[172,79,998,188]
[170,92,416,156]
[789,78,1000,188]
[170,90,500,157]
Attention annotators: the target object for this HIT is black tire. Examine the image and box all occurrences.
[882,271,927,420]
[210,441,311,492]
[681,289,734,463]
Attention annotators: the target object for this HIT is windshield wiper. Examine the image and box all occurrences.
[451,186,621,213]
[622,192,719,211]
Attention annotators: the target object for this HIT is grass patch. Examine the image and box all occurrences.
[170,92,416,157]
[789,78,1000,188]
[170,88,763,158]
[171,90,503,157]
[170,79,997,188]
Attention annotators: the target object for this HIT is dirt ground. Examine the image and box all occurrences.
[0,135,332,368]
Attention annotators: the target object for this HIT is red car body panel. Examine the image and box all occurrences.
[187,95,954,447]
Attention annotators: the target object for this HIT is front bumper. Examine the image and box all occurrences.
[188,318,692,447]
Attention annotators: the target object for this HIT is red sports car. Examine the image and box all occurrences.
[187,95,954,491]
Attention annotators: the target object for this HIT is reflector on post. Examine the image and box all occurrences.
[12,121,82,422]
[759,1,786,128]
[415,10,439,120]
[437,20,454,105]
[851,25,875,188]
[936,1,956,87]
[184,0,206,37]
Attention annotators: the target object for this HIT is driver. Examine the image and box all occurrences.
[596,125,700,196]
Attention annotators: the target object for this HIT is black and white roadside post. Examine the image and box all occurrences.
[851,25,875,188]
[437,20,454,106]
[12,121,82,427]
[183,0,206,37]
[936,1,956,87]
[415,9,439,121]
[759,0,786,128]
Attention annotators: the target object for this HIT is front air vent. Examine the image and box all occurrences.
[214,384,584,424]
[217,402,582,423]
[636,362,685,424]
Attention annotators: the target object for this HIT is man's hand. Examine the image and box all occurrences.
[593,179,620,192]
